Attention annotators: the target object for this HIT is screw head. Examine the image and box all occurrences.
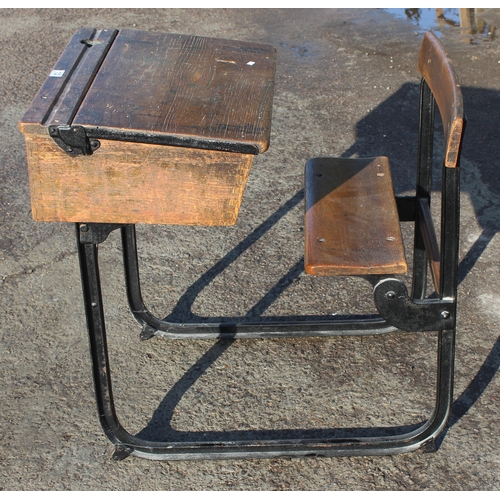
[80,223,89,232]
[441,310,450,319]
[386,291,396,300]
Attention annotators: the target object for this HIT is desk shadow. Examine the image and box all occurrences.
[135,82,500,447]
[135,337,424,443]
[436,334,500,449]
[162,189,305,324]
[161,188,378,324]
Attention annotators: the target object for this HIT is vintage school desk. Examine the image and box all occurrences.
[19,28,463,461]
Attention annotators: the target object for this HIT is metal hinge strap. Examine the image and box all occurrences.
[49,125,100,156]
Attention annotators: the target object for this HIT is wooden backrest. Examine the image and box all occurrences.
[418,31,464,168]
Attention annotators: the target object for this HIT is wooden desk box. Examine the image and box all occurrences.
[19,28,276,226]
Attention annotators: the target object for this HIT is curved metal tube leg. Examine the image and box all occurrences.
[76,222,456,460]
[76,225,135,447]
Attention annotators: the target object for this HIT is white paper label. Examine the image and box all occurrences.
[49,70,65,77]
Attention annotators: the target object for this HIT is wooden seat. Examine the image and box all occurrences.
[304,30,463,281]
[304,156,407,276]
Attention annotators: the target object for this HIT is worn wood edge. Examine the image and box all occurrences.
[418,31,464,168]
[19,28,96,126]
[304,262,408,276]
[44,29,118,126]
[445,116,464,167]
[18,123,48,135]
[18,122,264,156]
[304,241,408,276]
[21,109,270,156]
[259,48,277,154]
[23,133,253,226]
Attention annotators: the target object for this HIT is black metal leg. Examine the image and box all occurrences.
[120,223,400,338]
[76,224,136,457]
[433,328,456,433]
[121,224,455,339]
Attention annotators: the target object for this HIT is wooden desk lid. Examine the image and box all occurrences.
[21,28,277,155]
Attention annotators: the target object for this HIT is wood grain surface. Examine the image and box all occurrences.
[418,31,464,168]
[43,29,117,126]
[20,27,95,126]
[19,29,277,225]
[304,156,407,276]
[22,126,253,225]
[73,29,276,154]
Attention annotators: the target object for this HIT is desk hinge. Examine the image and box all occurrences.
[48,125,100,156]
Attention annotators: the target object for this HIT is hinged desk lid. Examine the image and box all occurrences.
[22,28,277,155]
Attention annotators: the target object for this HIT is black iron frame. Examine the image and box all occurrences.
[75,78,463,461]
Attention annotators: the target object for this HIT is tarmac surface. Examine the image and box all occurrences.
[1,8,499,490]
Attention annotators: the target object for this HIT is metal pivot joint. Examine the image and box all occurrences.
[49,125,100,156]
[373,278,455,331]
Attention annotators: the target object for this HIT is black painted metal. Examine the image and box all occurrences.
[76,222,456,459]
[49,119,260,156]
[79,223,125,245]
[412,78,435,299]
[373,278,454,331]
[75,214,457,460]
[418,198,442,292]
[73,66,464,462]
[76,232,122,445]
[396,196,417,222]
[84,126,260,155]
[120,224,397,340]
[49,125,100,156]
[439,129,464,302]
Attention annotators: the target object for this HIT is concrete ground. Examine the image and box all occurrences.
[1,8,499,490]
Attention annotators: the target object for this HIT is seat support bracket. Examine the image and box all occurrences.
[374,278,455,331]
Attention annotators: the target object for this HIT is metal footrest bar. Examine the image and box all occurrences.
[120,223,395,339]
[120,224,454,339]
